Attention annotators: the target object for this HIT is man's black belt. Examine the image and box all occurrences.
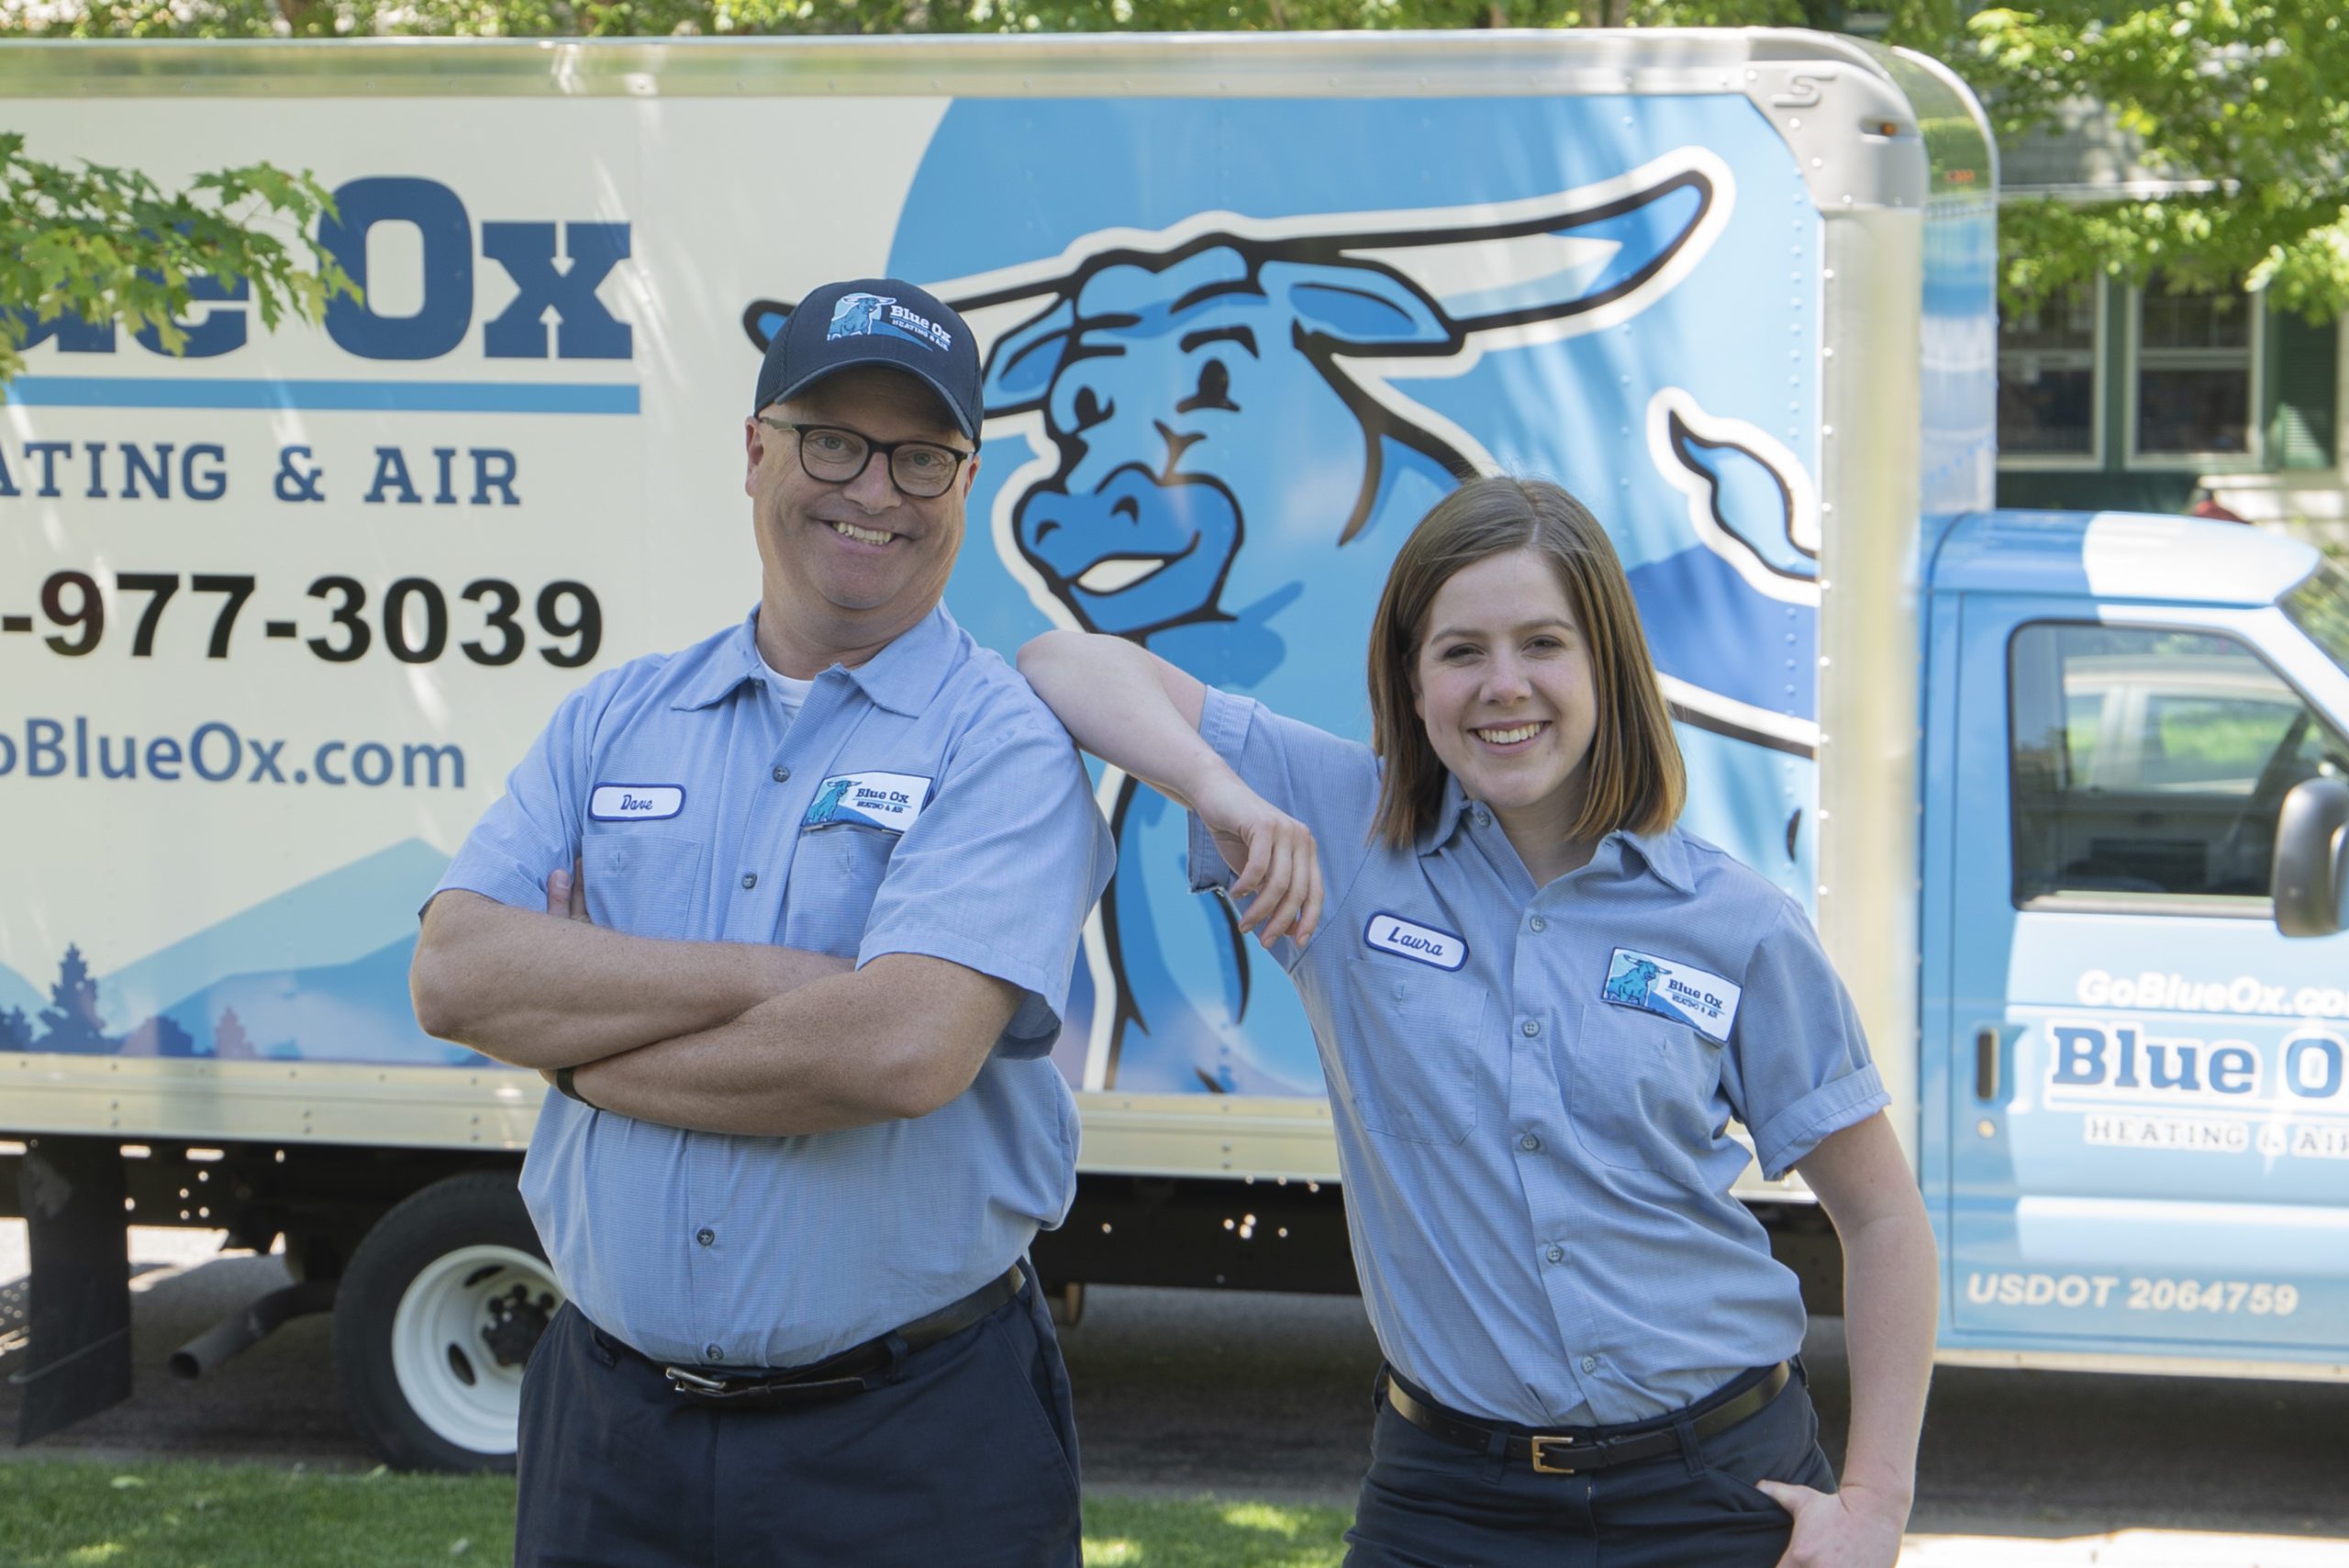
[628,1263,1024,1409]
[1381,1360,1791,1476]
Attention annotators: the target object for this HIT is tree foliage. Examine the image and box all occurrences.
[1,0,2339,355]
[1965,3,2349,319]
[0,131,354,387]
[0,0,1953,41]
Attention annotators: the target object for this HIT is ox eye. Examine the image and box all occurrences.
[1175,359,1238,417]
[1072,385,1113,432]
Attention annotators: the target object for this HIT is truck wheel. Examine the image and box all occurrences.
[331,1171,563,1473]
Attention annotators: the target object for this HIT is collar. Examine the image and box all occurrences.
[1613,826,1694,895]
[670,603,962,718]
[1420,776,1693,895]
[1420,775,1477,855]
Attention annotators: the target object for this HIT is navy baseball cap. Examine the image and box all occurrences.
[752,278,983,440]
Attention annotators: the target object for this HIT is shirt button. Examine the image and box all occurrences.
[772,765,790,784]
[1545,1244,1564,1264]
[1473,806,1491,828]
[696,1228,715,1247]
[1529,915,1546,933]
[1520,1019,1541,1038]
[740,872,758,890]
[1520,1133,1542,1152]
[1581,1355,1598,1373]
[705,1344,724,1362]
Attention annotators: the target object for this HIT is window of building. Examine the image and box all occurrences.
[2132,278,2258,461]
[1997,284,2100,463]
[2009,623,2349,906]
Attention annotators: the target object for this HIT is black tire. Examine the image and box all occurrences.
[330,1170,562,1473]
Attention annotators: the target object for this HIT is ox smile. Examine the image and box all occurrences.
[1074,555,1173,594]
[829,519,896,547]
[1474,721,1548,747]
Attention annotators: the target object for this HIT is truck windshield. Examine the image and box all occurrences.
[2282,558,2349,677]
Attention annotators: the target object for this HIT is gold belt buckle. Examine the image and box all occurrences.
[1529,1434,1581,1475]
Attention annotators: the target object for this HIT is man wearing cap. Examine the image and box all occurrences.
[410,278,1114,1568]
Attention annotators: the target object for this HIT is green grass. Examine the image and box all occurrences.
[0,1461,1352,1567]
[1084,1496,1350,1567]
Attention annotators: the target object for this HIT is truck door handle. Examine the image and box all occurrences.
[1975,1027,2000,1101]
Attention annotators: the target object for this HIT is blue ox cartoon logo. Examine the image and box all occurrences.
[1604,954,1664,1006]
[828,292,897,340]
[740,148,1819,1096]
[804,776,854,827]
[952,151,1729,648]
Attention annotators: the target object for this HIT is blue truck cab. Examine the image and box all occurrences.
[1922,509,2349,1374]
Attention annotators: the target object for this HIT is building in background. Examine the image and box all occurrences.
[1993,101,2342,534]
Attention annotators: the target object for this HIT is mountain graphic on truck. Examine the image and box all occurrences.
[0,839,473,1065]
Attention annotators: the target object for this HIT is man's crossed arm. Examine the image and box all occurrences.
[409,878,1019,1137]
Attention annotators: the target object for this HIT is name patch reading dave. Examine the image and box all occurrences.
[591,784,685,821]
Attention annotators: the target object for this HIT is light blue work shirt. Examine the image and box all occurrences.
[1187,689,1887,1428]
[433,604,1112,1369]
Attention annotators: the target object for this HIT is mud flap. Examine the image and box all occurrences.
[13,1136,131,1445]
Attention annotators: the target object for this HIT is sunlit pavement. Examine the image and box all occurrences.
[4,1222,2345,1567]
[1901,1535,2347,1566]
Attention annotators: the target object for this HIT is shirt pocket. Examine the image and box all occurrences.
[1561,1000,1725,1186]
[581,831,706,936]
[1339,959,1486,1148]
[780,822,897,957]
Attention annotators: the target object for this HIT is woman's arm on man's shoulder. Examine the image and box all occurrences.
[1018,629,1320,947]
[1018,630,1212,797]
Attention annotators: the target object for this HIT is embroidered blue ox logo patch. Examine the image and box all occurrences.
[1601,947,1740,1043]
[804,771,934,833]
[826,292,952,351]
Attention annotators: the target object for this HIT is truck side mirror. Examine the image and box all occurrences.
[2272,777,2349,938]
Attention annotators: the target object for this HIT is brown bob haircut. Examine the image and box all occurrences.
[1366,476,1686,850]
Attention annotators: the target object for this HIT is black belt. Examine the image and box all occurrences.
[1382,1361,1791,1476]
[612,1264,1024,1409]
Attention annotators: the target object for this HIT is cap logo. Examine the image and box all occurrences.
[826,291,952,352]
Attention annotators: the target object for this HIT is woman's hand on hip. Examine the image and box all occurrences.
[1756,1477,1908,1568]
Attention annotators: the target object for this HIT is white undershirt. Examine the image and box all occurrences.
[760,661,815,725]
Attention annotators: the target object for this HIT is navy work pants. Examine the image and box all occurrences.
[514,1279,1081,1568]
[1344,1362,1835,1568]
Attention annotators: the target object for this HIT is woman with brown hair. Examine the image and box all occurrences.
[1019,476,1933,1568]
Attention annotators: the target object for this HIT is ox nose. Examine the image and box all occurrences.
[1013,464,1241,636]
[1018,467,1198,578]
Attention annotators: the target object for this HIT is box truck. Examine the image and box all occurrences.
[6,28,2344,1471]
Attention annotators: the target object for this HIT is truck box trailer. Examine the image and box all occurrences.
[5,28,2344,1471]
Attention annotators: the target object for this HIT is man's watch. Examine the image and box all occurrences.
[553,1065,595,1108]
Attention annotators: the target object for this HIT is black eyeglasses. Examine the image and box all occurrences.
[758,418,973,500]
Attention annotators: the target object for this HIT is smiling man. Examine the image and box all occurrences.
[409,278,1113,1568]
